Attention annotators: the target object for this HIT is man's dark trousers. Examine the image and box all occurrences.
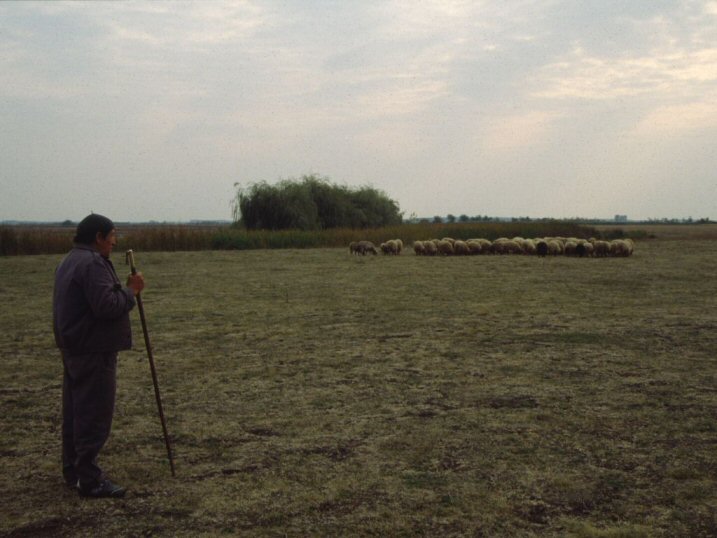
[61,351,117,487]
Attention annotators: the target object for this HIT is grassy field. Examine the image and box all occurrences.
[1,231,716,536]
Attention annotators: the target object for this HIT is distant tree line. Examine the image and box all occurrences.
[411,215,714,225]
[232,175,403,230]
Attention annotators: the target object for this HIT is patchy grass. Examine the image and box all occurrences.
[1,234,716,536]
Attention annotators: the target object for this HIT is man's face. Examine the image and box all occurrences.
[95,229,117,257]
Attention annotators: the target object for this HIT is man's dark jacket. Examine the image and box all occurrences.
[53,244,136,354]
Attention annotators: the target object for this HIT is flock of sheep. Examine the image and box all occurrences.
[349,237,635,257]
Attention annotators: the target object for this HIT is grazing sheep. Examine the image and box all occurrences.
[357,240,378,255]
[512,237,527,252]
[547,240,562,256]
[380,238,403,255]
[399,234,630,261]
[508,240,524,254]
[349,241,359,255]
[477,238,492,253]
[453,240,470,255]
[493,239,521,255]
[490,239,507,254]
[523,239,537,255]
[574,240,593,258]
[610,239,633,257]
[423,240,438,256]
[437,240,455,256]
[466,239,483,255]
[592,240,610,257]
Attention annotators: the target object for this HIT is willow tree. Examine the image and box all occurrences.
[232,175,402,230]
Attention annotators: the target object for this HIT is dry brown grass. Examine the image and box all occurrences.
[1,232,716,536]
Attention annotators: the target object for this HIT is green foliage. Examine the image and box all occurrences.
[211,229,323,250]
[232,175,403,230]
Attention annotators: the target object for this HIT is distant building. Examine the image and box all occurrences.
[614,214,628,223]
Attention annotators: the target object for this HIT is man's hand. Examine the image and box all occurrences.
[127,272,145,296]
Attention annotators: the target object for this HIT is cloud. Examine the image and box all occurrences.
[101,1,267,48]
[532,45,717,101]
[633,99,717,135]
[530,2,717,104]
[2,1,717,221]
[480,110,562,151]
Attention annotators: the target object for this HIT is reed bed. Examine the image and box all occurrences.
[0,226,74,256]
[1,222,608,256]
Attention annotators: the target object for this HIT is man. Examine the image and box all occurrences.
[53,214,145,498]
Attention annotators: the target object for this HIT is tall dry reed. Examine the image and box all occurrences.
[2,221,607,255]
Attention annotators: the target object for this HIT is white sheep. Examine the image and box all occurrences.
[522,239,537,255]
[493,239,521,255]
[477,238,492,253]
[466,239,483,255]
[512,237,527,252]
[453,240,470,255]
[609,239,633,257]
[547,240,562,256]
[437,240,455,256]
[490,239,507,254]
[423,240,438,256]
[592,240,610,257]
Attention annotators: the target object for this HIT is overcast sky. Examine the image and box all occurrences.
[2,1,716,222]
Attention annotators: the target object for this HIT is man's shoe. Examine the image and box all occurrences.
[78,479,126,498]
[63,465,78,489]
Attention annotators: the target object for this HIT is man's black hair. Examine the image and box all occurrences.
[74,214,115,245]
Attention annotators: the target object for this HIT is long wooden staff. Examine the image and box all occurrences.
[125,249,176,477]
